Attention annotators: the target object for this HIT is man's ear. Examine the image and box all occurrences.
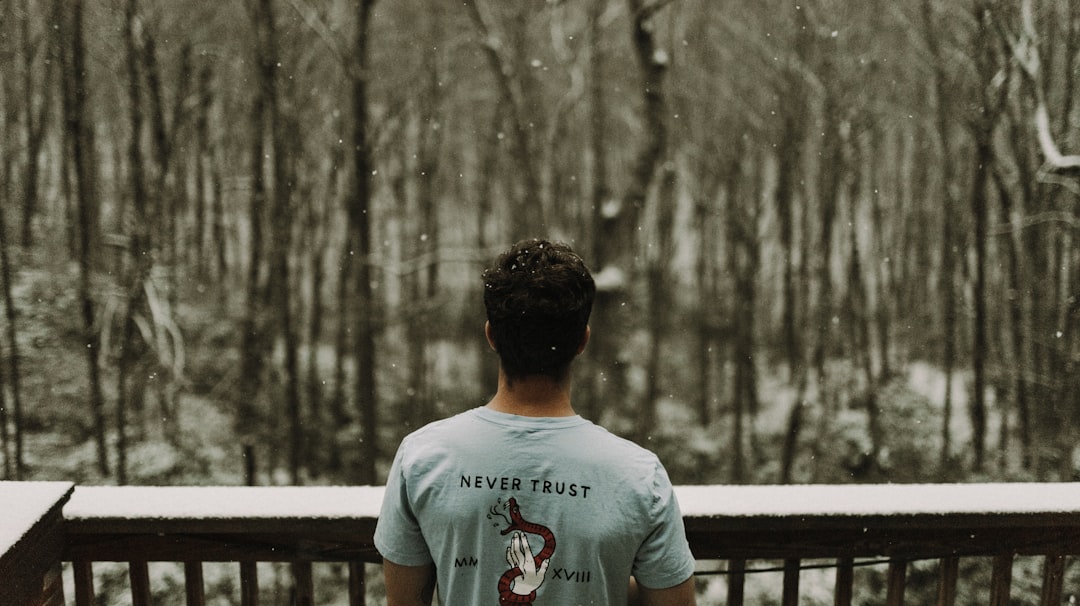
[485,321,497,351]
[576,325,590,356]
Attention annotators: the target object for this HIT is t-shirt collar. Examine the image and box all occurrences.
[472,406,588,429]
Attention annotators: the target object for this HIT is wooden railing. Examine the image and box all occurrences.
[2,482,1080,604]
[62,485,383,605]
[0,481,70,606]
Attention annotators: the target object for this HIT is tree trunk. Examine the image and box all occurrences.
[351,0,379,486]
[846,132,881,469]
[991,163,1029,470]
[870,130,893,381]
[462,0,543,239]
[777,1,813,484]
[61,0,109,478]
[922,0,959,477]
[776,127,801,383]
[0,88,12,478]
[304,117,341,478]
[693,168,722,427]
[797,92,842,484]
[639,165,676,443]
[969,135,991,473]
[968,0,1006,473]
[20,0,51,249]
[328,233,353,475]
[579,0,610,422]
[0,361,9,479]
[475,109,500,401]
[0,69,25,480]
[115,0,156,485]
[399,152,428,430]
[249,0,303,484]
[237,0,271,461]
[409,11,445,428]
[586,0,609,271]
[194,62,213,281]
[211,142,227,287]
[726,151,759,484]
[591,0,670,416]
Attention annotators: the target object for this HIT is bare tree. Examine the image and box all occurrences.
[114,0,154,484]
[19,0,51,249]
[1011,0,1080,477]
[726,148,761,484]
[638,164,676,442]
[1013,0,1080,174]
[350,0,379,485]
[59,0,109,477]
[591,0,671,415]
[0,9,26,479]
[236,0,273,480]
[921,0,961,476]
[462,0,544,239]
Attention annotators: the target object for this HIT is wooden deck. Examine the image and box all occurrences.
[3,482,1080,604]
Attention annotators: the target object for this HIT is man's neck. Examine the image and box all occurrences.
[485,372,576,418]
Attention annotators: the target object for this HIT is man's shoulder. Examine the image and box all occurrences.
[405,408,483,437]
[578,421,663,462]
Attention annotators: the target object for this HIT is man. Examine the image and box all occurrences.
[374,238,696,606]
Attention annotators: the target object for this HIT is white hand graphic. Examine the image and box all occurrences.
[505,531,550,596]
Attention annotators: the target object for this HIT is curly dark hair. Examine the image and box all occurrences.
[482,239,596,383]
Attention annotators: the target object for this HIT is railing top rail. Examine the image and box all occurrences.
[676,483,1080,520]
[64,485,384,522]
[53,482,1080,562]
[0,481,73,556]
[0,481,73,605]
[62,483,1080,525]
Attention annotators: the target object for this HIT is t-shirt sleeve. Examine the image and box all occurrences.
[631,460,696,589]
[373,440,434,566]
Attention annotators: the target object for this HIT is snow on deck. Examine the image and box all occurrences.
[58,483,1080,522]
[63,485,385,521]
[674,483,1080,518]
[0,481,73,555]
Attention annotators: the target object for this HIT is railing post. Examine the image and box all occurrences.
[292,562,314,606]
[727,558,745,606]
[349,562,366,606]
[834,557,853,606]
[72,561,94,606]
[936,557,958,606]
[989,554,1013,606]
[885,559,907,606]
[240,561,259,606]
[1039,555,1065,606]
[184,562,205,606]
[130,560,151,606]
[781,558,800,606]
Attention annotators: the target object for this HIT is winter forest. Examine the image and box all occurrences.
[1,0,1080,505]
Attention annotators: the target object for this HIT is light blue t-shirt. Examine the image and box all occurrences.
[374,407,695,605]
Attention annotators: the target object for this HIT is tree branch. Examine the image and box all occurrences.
[285,0,352,75]
[1012,0,1080,174]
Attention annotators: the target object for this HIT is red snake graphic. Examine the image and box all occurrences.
[497,498,555,605]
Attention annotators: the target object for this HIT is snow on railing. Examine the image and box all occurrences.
[3,482,1080,605]
[0,481,72,606]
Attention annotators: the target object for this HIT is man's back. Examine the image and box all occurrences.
[375,407,695,605]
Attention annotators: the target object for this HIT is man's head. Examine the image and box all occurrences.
[482,239,596,384]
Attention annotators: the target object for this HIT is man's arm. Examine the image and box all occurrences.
[383,559,436,606]
[635,576,696,606]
